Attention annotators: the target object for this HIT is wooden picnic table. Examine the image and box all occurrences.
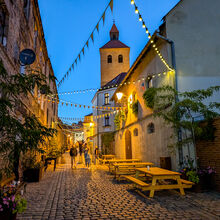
[108,159,141,173]
[133,167,194,198]
[113,162,154,181]
[100,155,115,164]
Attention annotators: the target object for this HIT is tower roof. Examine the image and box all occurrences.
[100,24,129,49]
[110,24,119,34]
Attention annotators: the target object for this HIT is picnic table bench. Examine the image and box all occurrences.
[124,167,194,198]
[108,159,141,173]
[99,155,115,164]
[113,162,153,181]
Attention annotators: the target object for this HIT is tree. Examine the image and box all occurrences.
[143,85,220,167]
[0,61,55,180]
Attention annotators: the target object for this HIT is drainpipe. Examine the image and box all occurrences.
[156,33,184,167]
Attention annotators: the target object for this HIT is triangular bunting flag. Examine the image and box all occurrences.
[109,0,113,13]
[96,23,99,33]
[102,11,106,25]
[91,32,94,43]
[86,41,89,48]
[82,47,85,55]
[78,53,81,61]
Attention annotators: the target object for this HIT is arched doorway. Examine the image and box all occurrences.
[125,130,132,159]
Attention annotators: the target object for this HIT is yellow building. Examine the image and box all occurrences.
[83,113,94,153]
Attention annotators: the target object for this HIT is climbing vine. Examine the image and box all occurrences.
[114,111,126,130]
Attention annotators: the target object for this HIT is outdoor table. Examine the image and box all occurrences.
[135,167,186,198]
[101,155,115,164]
[113,162,154,180]
[44,157,57,171]
[108,159,141,172]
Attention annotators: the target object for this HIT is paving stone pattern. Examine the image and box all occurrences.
[19,154,220,220]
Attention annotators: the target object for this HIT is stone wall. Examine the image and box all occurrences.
[196,118,220,192]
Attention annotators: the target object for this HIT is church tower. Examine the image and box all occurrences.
[100,24,130,87]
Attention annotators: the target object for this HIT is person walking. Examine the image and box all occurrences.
[70,145,78,168]
[84,146,91,169]
[78,141,83,164]
[94,146,99,165]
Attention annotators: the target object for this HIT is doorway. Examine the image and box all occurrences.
[125,130,132,159]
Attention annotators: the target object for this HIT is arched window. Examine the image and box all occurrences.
[107,55,112,63]
[104,93,109,105]
[147,123,155,134]
[118,55,123,63]
[23,0,30,20]
[133,128,138,136]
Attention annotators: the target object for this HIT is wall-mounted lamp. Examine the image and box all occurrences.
[116,92,123,100]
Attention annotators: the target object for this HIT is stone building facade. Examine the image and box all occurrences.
[112,0,220,170]
[0,0,58,126]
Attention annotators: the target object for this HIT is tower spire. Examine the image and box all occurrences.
[110,23,119,40]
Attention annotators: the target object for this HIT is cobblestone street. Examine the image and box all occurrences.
[19,153,220,220]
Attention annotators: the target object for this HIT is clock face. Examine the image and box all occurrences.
[19,49,36,65]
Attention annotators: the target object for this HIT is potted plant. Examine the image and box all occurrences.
[198,166,216,190]
[22,153,44,182]
[0,185,27,220]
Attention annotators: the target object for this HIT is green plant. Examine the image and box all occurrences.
[143,85,220,166]
[132,100,139,116]
[186,170,199,184]
[0,61,56,180]
[114,111,126,130]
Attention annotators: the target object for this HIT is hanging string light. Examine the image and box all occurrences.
[48,70,173,96]
[130,0,173,71]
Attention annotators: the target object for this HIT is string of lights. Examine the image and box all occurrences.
[59,110,119,122]
[50,70,173,96]
[130,0,173,71]
[38,96,125,111]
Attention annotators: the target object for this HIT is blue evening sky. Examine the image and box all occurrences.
[38,0,180,124]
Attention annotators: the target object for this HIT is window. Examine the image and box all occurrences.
[0,4,9,46]
[23,0,30,20]
[104,116,110,126]
[147,123,155,134]
[107,55,112,63]
[133,128,138,136]
[146,76,153,88]
[118,55,123,63]
[104,93,109,105]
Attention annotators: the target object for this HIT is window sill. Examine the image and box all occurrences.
[103,125,111,127]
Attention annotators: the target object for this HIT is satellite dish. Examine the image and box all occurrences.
[19,49,36,65]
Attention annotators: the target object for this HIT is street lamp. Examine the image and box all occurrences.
[116,92,123,100]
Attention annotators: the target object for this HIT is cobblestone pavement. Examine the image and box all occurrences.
[19,153,220,220]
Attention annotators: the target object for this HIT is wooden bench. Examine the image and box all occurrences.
[180,179,195,188]
[114,162,153,181]
[124,176,150,190]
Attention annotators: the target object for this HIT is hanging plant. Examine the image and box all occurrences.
[114,111,126,130]
[132,100,139,116]
[143,87,157,109]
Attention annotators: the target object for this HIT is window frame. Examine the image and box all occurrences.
[107,55,112,63]
[104,93,110,105]
[0,5,9,47]
[104,115,110,126]
[118,54,123,63]
[146,76,153,88]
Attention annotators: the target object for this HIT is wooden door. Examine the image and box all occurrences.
[125,130,132,159]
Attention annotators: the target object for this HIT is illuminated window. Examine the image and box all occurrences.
[118,55,123,63]
[104,93,109,105]
[107,55,112,63]
[147,123,155,134]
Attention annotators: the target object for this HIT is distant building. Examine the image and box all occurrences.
[92,24,130,154]
[83,113,94,153]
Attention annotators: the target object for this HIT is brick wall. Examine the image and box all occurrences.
[196,118,220,192]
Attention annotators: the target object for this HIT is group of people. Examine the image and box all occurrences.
[69,141,99,169]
